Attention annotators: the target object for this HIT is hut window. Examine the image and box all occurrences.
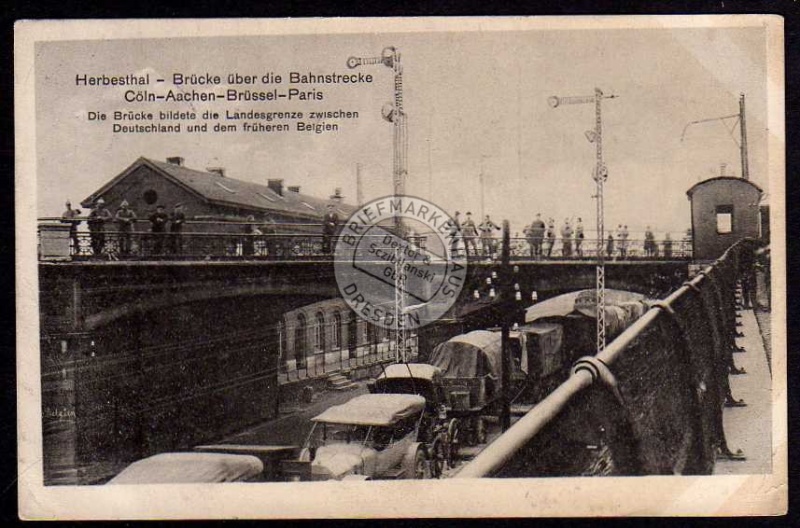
[716,205,733,234]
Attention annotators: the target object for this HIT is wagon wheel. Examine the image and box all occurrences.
[403,446,430,479]
[446,419,461,469]
[430,438,446,478]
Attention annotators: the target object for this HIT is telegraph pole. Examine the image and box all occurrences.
[548,88,618,354]
[500,220,512,431]
[479,154,489,219]
[680,92,750,181]
[739,93,750,181]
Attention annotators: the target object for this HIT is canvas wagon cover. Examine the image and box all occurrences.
[429,330,502,382]
[107,452,264,484]
[312,394,426,426]
[525,289,647,329]
[376,363,442,382]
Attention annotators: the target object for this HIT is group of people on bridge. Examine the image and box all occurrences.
[62,199,186,259]
[60,198,331,259]
[448,211,502,259]
[445,210,685,260]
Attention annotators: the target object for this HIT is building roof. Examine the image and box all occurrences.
[686,176,764,198]
[83,157,356,220]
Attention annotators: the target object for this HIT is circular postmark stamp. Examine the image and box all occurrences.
[334,195,466,331]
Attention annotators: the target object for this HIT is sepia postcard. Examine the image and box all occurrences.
[15,17,786,519]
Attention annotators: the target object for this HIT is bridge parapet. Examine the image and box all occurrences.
[39,220,691,262]
[456,238,758,478]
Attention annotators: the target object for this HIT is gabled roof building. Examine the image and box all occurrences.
[81,156,354,232]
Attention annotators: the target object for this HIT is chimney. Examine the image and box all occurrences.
[287,185,301,193]
[268,179,284,196]
[206,166,226,177]
[166,156,184,166]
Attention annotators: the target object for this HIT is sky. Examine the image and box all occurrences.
[34,23,771,239]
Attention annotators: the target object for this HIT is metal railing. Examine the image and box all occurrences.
[39,218,691,262]
[482,237,692,260]
[455,238,753,478]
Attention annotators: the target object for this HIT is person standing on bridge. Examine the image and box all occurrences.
[114,200,137,258]
[606,232,615,258]
[739,246,757,310]
[560,218,573,258]
[449,211,462,257]
[169,203,186,255]
[530,213,546,259]
[616,224,628,259]
[523,223,535,258]
[149,204,169,256]
[478,214,501,259]
[87,198,111,258]
[242,215,257,257]
[644,226,655,257]
[260,213,278,257]
[61,200,82,256]
[662,233,673,259]
[621,225,630,259]
[575,218,584,258]
[544,218,555,258]
[322,203,339,254]
[461,212,479,258]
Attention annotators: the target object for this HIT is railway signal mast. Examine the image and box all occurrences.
[347,47,409,361]
[347,47,407,231]
[548,88,618,354]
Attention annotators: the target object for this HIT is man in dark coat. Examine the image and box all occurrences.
[530,213,546,259]
[169,203,186,255]
[662,233,673,259]
[322,204,339,254]
[478,215,501,259]
[61,201,82,256]
[149,204,169,255]
[448,211,462,257]
[87,198,112,258]
[574,218,585,258]
[461,212,479,258]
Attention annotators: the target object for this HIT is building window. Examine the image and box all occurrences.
[366,323,375,346]
[278,320,287,369]
[348,313,358,351]
[315,312,326,352]
[716,205,733,234]
[295,314,307,368]
[332,312,342,350]
[143,189,158,205]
